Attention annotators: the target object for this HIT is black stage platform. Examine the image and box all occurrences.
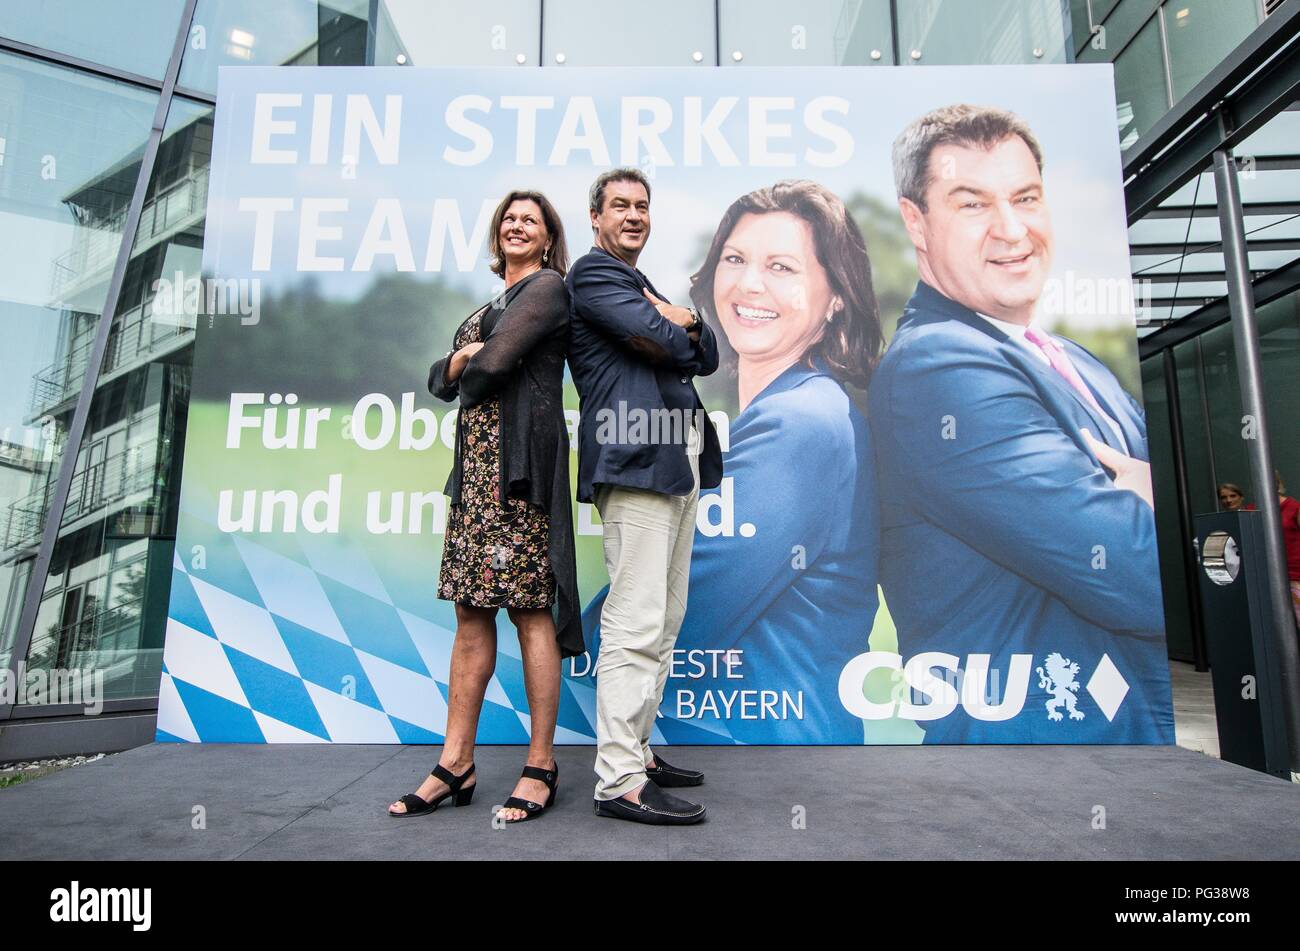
[3,743,1297,860]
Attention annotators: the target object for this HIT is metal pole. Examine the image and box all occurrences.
[1162,347,1210,672]
[888,0,901,66]
[1212,147,1300,776]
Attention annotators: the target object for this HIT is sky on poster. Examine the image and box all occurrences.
[203,64,1132,328]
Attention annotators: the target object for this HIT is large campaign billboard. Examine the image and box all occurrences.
[157,65,1173,745]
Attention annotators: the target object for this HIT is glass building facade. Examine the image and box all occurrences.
[0,0,1292,756]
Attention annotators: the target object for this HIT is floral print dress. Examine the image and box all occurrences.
[438,308,556,610]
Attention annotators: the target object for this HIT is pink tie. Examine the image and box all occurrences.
[1023,326,1108,420]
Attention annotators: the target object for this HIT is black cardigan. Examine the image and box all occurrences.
[427,269,583,658]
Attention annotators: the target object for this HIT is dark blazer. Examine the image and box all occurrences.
[427,269,583,658]
[565,246,723,503]
[867,281,1174,744]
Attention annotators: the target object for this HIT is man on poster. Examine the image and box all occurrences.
[868,104,1174,744]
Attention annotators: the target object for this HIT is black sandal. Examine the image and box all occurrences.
[388,762,475,818]
[499,762,558,823]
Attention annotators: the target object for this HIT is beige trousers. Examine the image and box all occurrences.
[592,433,700,800]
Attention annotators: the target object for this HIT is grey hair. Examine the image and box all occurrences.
[588,167,652,214]
[892,104,1044,211]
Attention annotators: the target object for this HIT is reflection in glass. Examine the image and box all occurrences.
[1164,0,1259,102]
[180,0,371,92]
[542,0,714,66]
[19,97,211,706]
[1141,355,1194,659]
[0,0,186,80]
[1173,338,1216,510]
[1193,292,1300,518]
[180,0,542,92]
[1068,0,1092,56]
[0,53,157,689]
[1113,16,1166,151]
[1199,321,1247,513]
[374,0,541,67]
[1255,293,1300,502]
[719,0,893,66]
[895,0,1068,65]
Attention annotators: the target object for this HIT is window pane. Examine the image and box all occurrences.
[179,0,372,93]
[1093,0,1123,22]
[1114,15,1166,151]
[1068,0,1092,57]
[0,53,157,680]
[1256,292,1300,509]
[21,97,211,706]
[180,0,542,92]
[1174,338,1217,513]
[375,0,540,67]
[1092,0,1165,57]
[1198,292,1300,511]
[896,0,1068,65]
[1165,0,1260,102]
[720,0,893,66]
[1199,322,1248,508]
[542,0,715,66]
[1142,355,1194,661]
[0,0,186,80]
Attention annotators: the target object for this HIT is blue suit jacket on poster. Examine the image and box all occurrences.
[867,282,1174,744]
[583,360,879,744]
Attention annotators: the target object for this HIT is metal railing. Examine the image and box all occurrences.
[27,297,194,418]
[31,168,208,420]
[39,594,144,661]
[134,165,208,248]
[0,440,161,553]
[22,595,165,702]
[49,166,209,301]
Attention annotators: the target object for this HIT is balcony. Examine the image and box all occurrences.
[49,165,210,304]
[0,440,162,558]
[24,594,163,704]
[27,298,194,421]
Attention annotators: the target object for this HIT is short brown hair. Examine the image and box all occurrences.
[588,167,651,214]
[486,190,569,278]
[892,104,1044,212]
[689,180,882,390]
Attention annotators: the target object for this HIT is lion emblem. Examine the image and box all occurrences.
[1037,653,1085,722]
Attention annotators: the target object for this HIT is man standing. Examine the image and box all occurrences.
[868,105,1174,743]
[568,168,722,824]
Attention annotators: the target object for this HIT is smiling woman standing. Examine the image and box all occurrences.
[387,190,581,823]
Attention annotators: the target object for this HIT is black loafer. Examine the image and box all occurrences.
[594,781,706,825]
[645,753,703,788]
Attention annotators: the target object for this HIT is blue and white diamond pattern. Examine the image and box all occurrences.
[157,524,600,744]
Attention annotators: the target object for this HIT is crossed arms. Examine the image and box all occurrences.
[428,271,569,407]
[877,337,1164,632]
[569,254,718,376]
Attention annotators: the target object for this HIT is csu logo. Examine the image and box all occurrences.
[837,651,1130,723]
